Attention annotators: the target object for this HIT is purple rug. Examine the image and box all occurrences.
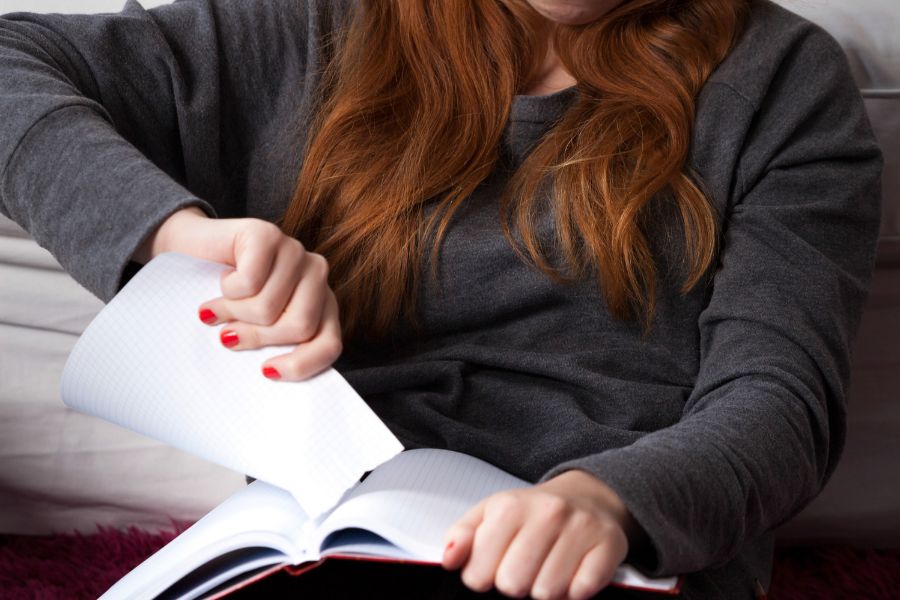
[1,528,898,599]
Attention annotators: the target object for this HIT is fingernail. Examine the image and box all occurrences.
[220,329,239,348]
[198,308,217,324]
[444,540,455,554]
[262,366,281,380]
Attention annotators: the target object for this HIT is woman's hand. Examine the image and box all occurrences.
[134,207,341,381]
[442,470,639,600]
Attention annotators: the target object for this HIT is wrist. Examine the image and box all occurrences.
[547,469,646,548]
[133,206,208,264]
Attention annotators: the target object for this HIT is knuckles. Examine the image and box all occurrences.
[308,252,329,280]
[484,492,527,525]
[283,318,319,343]
[320,335,343,361]
[243,218,284,242]
[223,269,266,299]
[462,490,607,600]
[565,508,595,533]
[536,494,571,525]
[279,235,307,263]
[249,296,284,326]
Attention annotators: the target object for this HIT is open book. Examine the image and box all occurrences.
[101,449,679,599]
[61,253,681,598]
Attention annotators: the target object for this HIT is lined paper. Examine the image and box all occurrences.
[314,448,678,592]
[314,449,529,561]
[100,481,307,600]
[60,253,403,518]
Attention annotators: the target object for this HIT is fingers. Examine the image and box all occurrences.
[258,290,343,381]
[460,496,523,593]
[568,542,625,600]
[218,221,283,300]
[206,238,308,326]
[494,497,568,598]
[210,290,341,381]
[442,501,485,571]
[531,520,624,600]
[210,254,329,349]
[191,219,341,381]
[444,487,629,600]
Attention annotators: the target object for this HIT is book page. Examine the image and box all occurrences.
[314,449,679,593]
[101,481,308,600]
[313,448,529,561]
[60,253,403,518]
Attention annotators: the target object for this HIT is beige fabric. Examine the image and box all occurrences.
[0,0,244,534]
[0,214,244,534]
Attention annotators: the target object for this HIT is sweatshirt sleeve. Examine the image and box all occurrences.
[0,0,327,301]
[540,26,883,575]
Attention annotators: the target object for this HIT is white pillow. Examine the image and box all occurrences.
[778,0,900,89]
[0,214,245,536]
[0,0,245,536]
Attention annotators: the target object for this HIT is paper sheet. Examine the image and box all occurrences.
[315,449,529,561]
[100,480,304,600]
[316,449,678,592]
[61,253,403,518]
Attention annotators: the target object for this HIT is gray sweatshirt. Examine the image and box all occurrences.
[0,1,882,598]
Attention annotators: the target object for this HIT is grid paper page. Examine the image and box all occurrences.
[60,253,403,518]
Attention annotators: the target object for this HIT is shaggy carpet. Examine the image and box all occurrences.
[0,528,898,599]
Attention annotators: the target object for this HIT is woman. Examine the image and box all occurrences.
[0,0,881,598]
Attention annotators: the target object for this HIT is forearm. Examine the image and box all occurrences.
[132,206,213,264]
[541,469,647,552]
[542,375,829,576]
[0,105,210,301]
[0,10,214,299]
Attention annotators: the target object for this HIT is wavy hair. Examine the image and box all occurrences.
[282,0,750,336]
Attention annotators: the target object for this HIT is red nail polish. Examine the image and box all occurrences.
[262,366,281,380]
[220,329,239,348]
[198,308,217,324]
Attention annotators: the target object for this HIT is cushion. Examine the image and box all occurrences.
[0,213,245,534]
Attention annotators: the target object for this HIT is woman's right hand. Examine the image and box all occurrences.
[134,207,342,381]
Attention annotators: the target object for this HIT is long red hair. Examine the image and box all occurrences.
[282,0,750,336]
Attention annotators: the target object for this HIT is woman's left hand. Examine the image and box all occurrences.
[442,470,638,600]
